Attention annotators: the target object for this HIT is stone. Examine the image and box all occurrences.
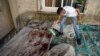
[48,43,75,56]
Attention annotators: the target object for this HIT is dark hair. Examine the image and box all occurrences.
[57,7,63,14]
[74,3,81,8]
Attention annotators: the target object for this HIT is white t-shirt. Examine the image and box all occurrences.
[63,6,77,17]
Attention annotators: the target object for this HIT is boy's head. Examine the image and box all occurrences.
[57,7,66,16]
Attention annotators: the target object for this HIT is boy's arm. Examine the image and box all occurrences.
[56,16,61,24]
[52,16,61,28]
[76,9,81,20]
[53,16,61,24]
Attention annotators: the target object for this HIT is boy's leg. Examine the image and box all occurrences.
[60,16,67,33]
[72,17,81,45]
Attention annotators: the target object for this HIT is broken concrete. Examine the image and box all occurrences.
[0,20,75,56]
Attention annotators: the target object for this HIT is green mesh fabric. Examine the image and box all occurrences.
[50,25,100,56]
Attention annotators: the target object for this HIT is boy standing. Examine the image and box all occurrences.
[56,6,81,45]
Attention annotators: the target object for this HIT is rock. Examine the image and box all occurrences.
[48,43,75,56]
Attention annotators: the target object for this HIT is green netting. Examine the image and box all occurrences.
[76,25,100,56]
[49,25,100,56]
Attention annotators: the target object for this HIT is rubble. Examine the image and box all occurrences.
[0,20,75,56]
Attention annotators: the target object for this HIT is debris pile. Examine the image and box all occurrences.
[0,20,75,56]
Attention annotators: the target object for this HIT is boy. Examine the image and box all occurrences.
[55,6,81,45]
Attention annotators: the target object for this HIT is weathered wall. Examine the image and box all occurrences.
[8,0,19,29]
[15,12,58,31]
[9,0,100,30]
[85,0,100,19]
[8,0,58,30]
[17,0,37,14]
[0,0,14,40]
[8,0,38,28]
[81,0,100,25]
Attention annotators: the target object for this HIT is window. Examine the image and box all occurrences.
[40,0,86,13]
[40,0,74,12]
